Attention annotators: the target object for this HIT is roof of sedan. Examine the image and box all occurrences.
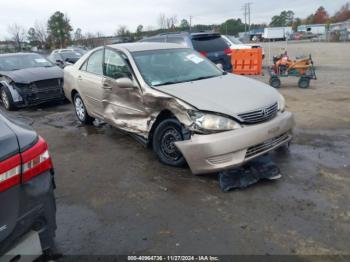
[108,42,185,52]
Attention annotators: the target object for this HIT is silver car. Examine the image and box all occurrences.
[63,43,294,174]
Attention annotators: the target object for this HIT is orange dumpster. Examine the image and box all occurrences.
[231,48,262,75]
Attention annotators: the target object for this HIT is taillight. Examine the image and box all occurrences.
[199,51,207,57]
[0,154,21,193]
[224,48,232,55]
[21,137,53,183]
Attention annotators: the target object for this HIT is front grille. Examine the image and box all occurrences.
[34,78,62,89]
[238,102,278,124]
[246,132,290,159]
[16,78,64,104]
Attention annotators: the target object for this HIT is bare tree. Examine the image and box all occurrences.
[7,23,26,51]
[33,21,48,48]
[157,13,167,29]
[115,25,130,36]
[166,15,178,29]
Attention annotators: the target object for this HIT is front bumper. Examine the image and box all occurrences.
[175,111,294,174]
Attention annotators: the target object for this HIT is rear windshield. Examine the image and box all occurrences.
[191,36,229,53]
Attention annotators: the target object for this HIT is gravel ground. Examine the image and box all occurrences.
[4,41,350,260]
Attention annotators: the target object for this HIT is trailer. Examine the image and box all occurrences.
[263,27,292,41]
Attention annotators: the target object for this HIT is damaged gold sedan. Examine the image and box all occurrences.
[63,43,294,174]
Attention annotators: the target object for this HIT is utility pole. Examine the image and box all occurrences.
[242,4,247,34]
[242,3,252,38]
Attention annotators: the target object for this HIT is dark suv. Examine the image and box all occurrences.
[140,32,233,72]
[0,110,56,260]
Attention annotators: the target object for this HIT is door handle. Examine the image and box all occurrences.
[103,83,112,90]
[78,75,82,81]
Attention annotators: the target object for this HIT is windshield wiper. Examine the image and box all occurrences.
[189,75,219,82]
[153,80,186,86]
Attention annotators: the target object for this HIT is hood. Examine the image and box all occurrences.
[154,74,280,117]
[0,66,63,84]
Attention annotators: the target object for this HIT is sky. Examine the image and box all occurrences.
[0,0,347,40]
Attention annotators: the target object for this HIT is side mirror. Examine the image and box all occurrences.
[116,77,134,89]
[216,63,223,70]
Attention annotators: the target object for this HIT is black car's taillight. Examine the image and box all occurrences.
[0,137,53,192]
[0,154,21,192]
[224,48,232,56]
[21,137,53,183]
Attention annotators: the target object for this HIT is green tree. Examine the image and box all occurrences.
[220,19,245,35]
[270,10,295,27]
[27,27,38,45]
[180,19,190,30]
[292,18,302,31]
[47,11,73,48]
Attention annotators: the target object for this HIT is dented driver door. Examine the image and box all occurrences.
[101,48,148,133]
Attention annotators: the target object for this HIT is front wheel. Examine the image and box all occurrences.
[1,87,16,111]
[73,93,94,124]
[298,77,310,89]
[269,77,281,89]
[152,119,187,167]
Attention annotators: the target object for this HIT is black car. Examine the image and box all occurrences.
[140,32,233,72]
[0,110,56,259]
[0,53,65,111]
[48,49,83,68]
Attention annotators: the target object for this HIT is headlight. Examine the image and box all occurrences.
[189,111,241,131]
[278,94,285,112]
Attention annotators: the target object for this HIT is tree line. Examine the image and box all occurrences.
[5,2,350,51]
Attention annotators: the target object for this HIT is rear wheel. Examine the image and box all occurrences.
[1,86,16,111]
[269,77,281,89]
[298,77,310,89]
[152,119,187,167]
[73,93,94,124]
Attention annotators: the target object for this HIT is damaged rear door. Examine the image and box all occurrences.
[102,48,148,134]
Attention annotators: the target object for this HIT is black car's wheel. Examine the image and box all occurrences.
[269,77,281,89]
[298,77,310,89]
[1,86,16,111]
[152,119,187,167]
[73,93,94,124]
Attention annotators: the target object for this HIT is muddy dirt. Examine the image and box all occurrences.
[3,42,350,257]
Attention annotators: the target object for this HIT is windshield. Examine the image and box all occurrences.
[0,53,53,71]
[226,35,243,45]
[132,49,223,87]
[60,51,81,60]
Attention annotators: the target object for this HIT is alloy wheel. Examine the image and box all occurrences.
[74,97,85,121]
[1,89,10,109]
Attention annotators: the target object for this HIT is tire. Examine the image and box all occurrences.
[152,119,187,167]
[269,77,281,89]
[1,86,16,111]
[298,77,310,89]
[73,93,94,124]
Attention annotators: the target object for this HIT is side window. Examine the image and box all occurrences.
[85,49,103,75]
[167,36,186,47]
[103,49,132,79]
